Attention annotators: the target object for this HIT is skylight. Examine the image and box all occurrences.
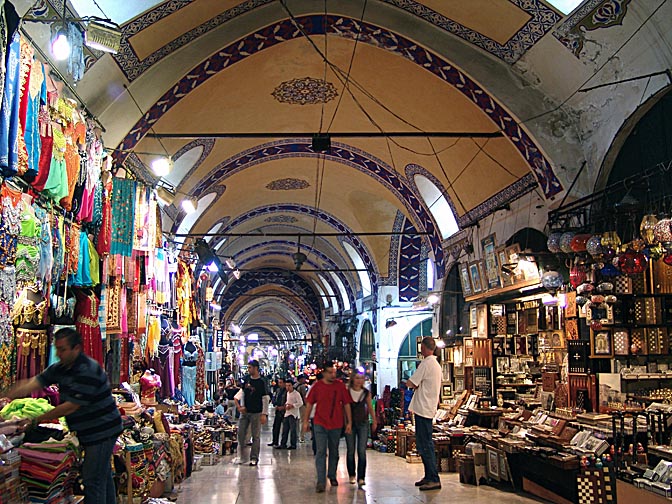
[414,175,459,240]
[70,0,163,25]
[546,0,583,15]
[342,242,372,298]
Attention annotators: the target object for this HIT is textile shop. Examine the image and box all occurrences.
[0,17,224,504]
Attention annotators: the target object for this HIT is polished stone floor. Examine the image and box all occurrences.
[176,422,543,504]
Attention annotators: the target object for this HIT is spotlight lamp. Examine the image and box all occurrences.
[181,195,198,214]
[385,319,397,329]
[151,156,172,177]
[155,186,175,206]
[50,24,70,61]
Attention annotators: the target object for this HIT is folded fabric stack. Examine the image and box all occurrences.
[1,399,54,420]
[18,439,78,504]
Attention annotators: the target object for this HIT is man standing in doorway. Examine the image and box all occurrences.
[3,328,122,503]
[235,360,270,466]
[407,336,442,491]
[269,377,286,448]
[302,361,352,493]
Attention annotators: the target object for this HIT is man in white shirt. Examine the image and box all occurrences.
[407,336,442,491]
[278,380,304,449]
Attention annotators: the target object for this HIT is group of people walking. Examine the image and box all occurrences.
[233,336,442,493]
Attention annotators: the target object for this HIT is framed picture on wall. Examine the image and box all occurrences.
[481,234,501,290]
[416,336,423,358]
[487,447,500,482]
[460,263,473,297]
[478,261,488,292]
[470,305,478,328]
[505,244,525,282]
[476,304,488,338]
[469,261,483,293]
[591,329,613,357]
[497,246,513,287]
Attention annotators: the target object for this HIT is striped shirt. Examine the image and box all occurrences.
[37,352,122,446]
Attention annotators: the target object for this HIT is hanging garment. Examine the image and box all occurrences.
[0,184,21,269]
[158,344,174,399]
[110,178,137,257]
[15,36,34,176]
[22,58,45,180]
[182,365,196,407]
[0,33,21,176]
[35,206,53,286]
[96,180,111,256]
[15,201,41,286]
[15,328,48,380]
[195,346,206,404]
[74,290,103,366]
[69,231,91,286]
[31,88,57,192]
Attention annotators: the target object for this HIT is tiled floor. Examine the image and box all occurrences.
[176,424,543,504]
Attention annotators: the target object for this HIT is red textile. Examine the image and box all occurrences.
[74,290,103,366]
[306,380,352,430]
[97,181,112,256]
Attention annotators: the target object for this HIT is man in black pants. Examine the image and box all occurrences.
[268,378,286,448]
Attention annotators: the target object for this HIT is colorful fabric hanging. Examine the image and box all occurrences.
[110,178,137,257]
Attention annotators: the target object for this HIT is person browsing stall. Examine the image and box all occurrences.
[234,359,270,466]
[278,380,303,449]
[3,328,122,504]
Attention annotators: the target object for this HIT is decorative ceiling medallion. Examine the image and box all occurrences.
[266,178,311,191]
[271,77,338,105]
[264,215,299,223]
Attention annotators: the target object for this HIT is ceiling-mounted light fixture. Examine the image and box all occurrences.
[155,186,175,206]
[427,292,440,305]
[151,156,172,177]
[225,258,236,269]
[181,195,198,214]
[385,319,397,329]
[292,236,307,270]
[50,23,70,61]
[232,269,241,280]
[84,20,122,54]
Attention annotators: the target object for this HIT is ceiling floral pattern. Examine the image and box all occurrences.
[265,178,311,190]
[271,77,338,105]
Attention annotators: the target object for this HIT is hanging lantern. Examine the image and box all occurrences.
[560,232,575,254]
[654,218,672,249]
[575,296,589,306]
[600,263,620,278]
[569,263,587,288]
[640,214,659,245]
[616,248,648,276]
[547,232,562,253]
[570,234,592,253]
[586,235,604,258]
[576,283,594,295]
[605,295,617,303]
[541,270,564,291]
[664,253,672,266]
[601,231,622,249]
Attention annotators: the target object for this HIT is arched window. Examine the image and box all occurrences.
[414,175,458,239]
[310,279,330,309]
[359,320,375,361]
[329,271,351,312]
[398,318,432,382]
[427,258,435,291]
[318,273,339,312]
[342,242,372,298]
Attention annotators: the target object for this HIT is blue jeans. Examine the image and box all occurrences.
[345,422,368,480]
[314,424,341,485]
[82,436,117,504]
[415,415,439,483]
[238,412,262,461]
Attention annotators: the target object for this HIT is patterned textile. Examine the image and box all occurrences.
[105,277,122,335]
[196,346,206,403]
[110,178,137,257]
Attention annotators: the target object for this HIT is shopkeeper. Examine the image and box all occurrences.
[3,327,121,504]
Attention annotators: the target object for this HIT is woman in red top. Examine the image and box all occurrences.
[303,361,352,493]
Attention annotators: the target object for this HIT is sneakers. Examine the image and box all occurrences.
[267,442,275,446]
[414,479,428,487]
[234,458,248,465]
[349,476,356,484]
[357,479,365,488]
[249,459,258,466]
[315,483,325,493]
[418,481,441,491]
[329,478,339,486]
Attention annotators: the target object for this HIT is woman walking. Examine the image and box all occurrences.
[346,369,377,488]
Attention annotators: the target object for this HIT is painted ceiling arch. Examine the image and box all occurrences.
[234,296,314,338]
[220,270,323,324]
[112,14,562,200]
[229,240,359,301]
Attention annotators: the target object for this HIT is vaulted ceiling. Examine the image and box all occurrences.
[22,0,589,342]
